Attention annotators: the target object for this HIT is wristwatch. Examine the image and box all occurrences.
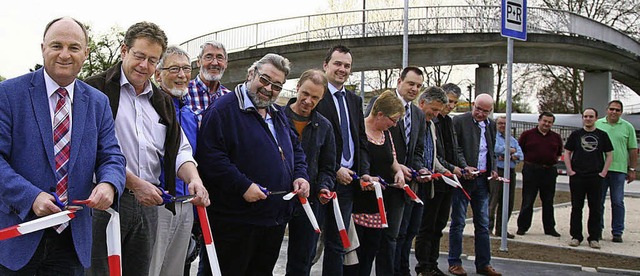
[629,168,636,172]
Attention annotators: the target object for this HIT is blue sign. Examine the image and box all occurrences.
[501,0,527,41]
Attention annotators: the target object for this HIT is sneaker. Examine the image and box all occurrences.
[568,239,580,247]
[589,240,601,249]
[612,235,623,243]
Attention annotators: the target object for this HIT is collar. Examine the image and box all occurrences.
[328,82,344,96]
[119,67,153,97]
[43,69,75,103]
[395,89,410,107]
[234,82,278,114]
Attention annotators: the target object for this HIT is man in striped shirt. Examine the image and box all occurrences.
[186,40,231,122]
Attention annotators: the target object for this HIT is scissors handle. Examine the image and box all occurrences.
[50,192,65,209]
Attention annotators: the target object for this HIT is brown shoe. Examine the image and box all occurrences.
[448,265,467,276]
[477,265,502,276]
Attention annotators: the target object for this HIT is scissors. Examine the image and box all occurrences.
[160,192,196,205]
[50,192,83,211]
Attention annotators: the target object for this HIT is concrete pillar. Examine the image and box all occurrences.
[583,71,611,114]
[475,64,494,99]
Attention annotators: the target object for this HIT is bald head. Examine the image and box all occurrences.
[472,93,493,121]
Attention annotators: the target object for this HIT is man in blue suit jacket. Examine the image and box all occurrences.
[0,17,125,274]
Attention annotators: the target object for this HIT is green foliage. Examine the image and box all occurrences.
[79,26,124,80]
[0,75,5,82]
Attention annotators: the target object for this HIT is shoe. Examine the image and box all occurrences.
[545,230,561,237]
[495,232,515,239]
[476,265,502,276]
[516,229,526,235]
[589,240,601,249]
[612,235,623,243]
[420,267,447,276]
[569,238,580,247]
[448,265,467,276]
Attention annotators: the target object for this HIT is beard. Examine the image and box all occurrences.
[200,64,225,82]
[168,87,188,98]
[246,83,276,108]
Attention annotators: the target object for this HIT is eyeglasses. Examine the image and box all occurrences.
[129,49,159,66]
[202,54,226,63]
[255,70,284,92]
[386,115,400,124]
[474,105,493,114]
[608,107,622,112]
[160,66,192,74]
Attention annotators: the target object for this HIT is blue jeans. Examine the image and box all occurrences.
[322,183,354,276]
[601,171,627,236]
[0,229,83,275]
[286,196,326,276]
[448,177,491,269]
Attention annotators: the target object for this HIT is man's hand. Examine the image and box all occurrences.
[490,170,499,180]
[243,183,267,202]
[452,167,463,177]
[31,192,62,217]
[416,168,431,183]
[360,175,376,191]
[628,170,636,183]
[86,183,116,210]
[188,179,210,207]
[463,166,478,180]
[318,189,331,204]
[336,167,354,185]
[598,171,607,178]
[393,170,406,188]
[399,164,413,182]
[293,178,310,198]
[131,179,163,206]
[567,170,576,177]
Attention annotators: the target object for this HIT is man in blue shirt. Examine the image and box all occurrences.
[489,115,523,239]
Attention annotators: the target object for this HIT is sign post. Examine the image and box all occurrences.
[500,0,527,252]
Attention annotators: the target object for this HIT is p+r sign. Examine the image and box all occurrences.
[501,0,527,41]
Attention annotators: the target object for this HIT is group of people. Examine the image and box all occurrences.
[0,16,636,276]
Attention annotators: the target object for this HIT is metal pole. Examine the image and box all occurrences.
[402,0,409,68]
[500,37,514,252]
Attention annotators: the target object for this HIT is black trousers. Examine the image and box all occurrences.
[414,188,452,273]
[569,175,603,242]
[199,219,286,276]
[517,163,558,232]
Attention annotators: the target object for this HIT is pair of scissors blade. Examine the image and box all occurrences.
[172,194,196,203]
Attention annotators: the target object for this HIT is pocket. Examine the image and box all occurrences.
[150,122,168,151]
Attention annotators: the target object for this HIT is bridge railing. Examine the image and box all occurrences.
[180,5,640,60]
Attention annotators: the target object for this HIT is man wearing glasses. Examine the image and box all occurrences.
[85,22,209,276]
[195,53,310,275]
[152,45,209,275]
[448,94,501,276]
[596,100,638,243]
[186,40,231,122]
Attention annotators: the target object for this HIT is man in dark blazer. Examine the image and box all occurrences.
[0,17,125,274]
[315,45,371,275]
[365,67,427,275]
[448,94,501,276]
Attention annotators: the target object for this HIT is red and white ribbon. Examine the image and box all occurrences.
[0,210,77,240]
[105,208,122,276]
[370,181,388,228]
[403,186,423,205]
[197,205,222,276]
[488,176,510,183]
[441,173,471,200]
[298,196,321,233]
[322,192,350,249]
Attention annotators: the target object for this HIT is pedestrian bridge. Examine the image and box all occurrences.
[180,5,640,95]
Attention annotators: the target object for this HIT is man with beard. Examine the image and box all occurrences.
[564,108,613,249]
[186,40,230,122]
[195,53,310,275]
[152,45,207,275]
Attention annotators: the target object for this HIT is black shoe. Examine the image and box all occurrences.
[516,229,526,235]
[545,230,561,237]
[495,231,516,239]
[421,267,447,276]
[612,235,623,243]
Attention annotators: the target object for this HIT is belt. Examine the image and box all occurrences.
[524,161,555,169]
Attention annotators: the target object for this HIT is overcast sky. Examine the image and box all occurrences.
[0,0,330,79]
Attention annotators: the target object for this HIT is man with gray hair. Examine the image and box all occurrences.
[186,40,231,122]
[195,53,310,275]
